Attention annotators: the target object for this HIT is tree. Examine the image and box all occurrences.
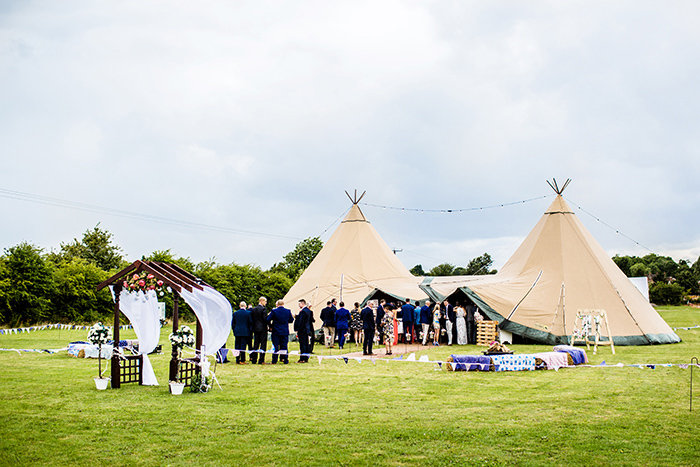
[0,242,54,326]
[428,263,456,276]
[649,282,684,305]
[464,253,497,275]
[58,224,123,271]
[271,237,323,280]
[50,258,113,323]
[409,264,425,276]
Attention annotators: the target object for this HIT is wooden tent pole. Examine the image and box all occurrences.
[111,285,122,388]
[169,291,180,382]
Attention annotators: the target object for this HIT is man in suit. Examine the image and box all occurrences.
[295,299,312,363]
[444,300,456,346]
[335,301,351,349]
[375,299,386,346]
[232,301,252,364]
[266,299,294,364]
[360,303,375,355]
[250,297,269,364]
[466,304,477,345]
[320,300,336,348]
[401,299,415,344]
[420,300,432,345]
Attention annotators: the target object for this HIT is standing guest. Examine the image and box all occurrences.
[420,301,432,345]
[466,304,477,345]
[438,302,447,344]
[335,301,351,350]
[401,299,415,344]
[232,301,252,364]
[413,301,421,342]
[432,303,442,346]
[444,300,455,346]
[295,299,312,363]
[266,299,294,364]
[350,302,363,346]
[455,302,468,345]
[360,302,376,355]
[375,299,386,345]
[381,303,395,355]
[250,297,269,364]
[320,301,337,349]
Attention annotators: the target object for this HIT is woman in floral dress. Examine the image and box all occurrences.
[350,302,362,346]
[381,304,395,355]
[432,304,442,346]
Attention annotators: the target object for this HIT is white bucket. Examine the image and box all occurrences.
[94,377,110,390]
[169,382,185,395]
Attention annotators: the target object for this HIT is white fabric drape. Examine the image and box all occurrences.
[181,286,232,356]
[118,289,161,386]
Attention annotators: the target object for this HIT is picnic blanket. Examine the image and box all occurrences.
[448,355,492,371]
[491,354,536,372]
[532,352,570,370]
[553,345,588,365]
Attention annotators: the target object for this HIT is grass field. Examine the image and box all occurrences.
[1,306,699,466]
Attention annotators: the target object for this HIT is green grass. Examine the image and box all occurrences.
[1,306,699,466]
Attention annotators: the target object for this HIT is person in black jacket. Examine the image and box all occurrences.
[250,297,269,364]
[375,299,385,345]
[295,299,312,363]
[444,300,456,346]
[320,300,336,348]
[360,303,376,356]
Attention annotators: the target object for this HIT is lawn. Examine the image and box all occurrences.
[0,306,698,467]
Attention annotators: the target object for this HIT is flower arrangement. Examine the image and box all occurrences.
[169,325,195,350]
[87,322,112,379]
[123,271,164,294]
[190,373,212,393]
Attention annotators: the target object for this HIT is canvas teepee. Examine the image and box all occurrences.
[282,192,427,313]
[423,180,680,345]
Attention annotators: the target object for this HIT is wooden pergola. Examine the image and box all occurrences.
[96,260,205,388]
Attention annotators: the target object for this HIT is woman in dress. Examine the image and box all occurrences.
[381,304,395,355]
[432,303,442,346]
[455,302,468,345]
[350,302,363,346]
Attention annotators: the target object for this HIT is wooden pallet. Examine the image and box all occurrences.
[476,320,499,346]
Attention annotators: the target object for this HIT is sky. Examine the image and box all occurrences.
[1,1,700,272]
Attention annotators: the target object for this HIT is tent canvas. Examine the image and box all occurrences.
[283,201,427,314]
[422,194,680,345]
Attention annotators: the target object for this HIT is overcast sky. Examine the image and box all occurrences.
[2,1,699,272]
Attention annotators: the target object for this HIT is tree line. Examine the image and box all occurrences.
[1,226,697,326]
[0,226,321,327]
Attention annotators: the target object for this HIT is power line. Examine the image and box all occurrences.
[360,194,552,213]
[0,188,302,241]
[563,196,653,252]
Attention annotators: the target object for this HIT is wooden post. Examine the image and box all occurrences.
[196,320,203,375]
[111,285,122,389]
[169,291,180,382]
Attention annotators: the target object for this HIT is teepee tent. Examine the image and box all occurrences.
[283,192,427,313]
[423,180,680,345]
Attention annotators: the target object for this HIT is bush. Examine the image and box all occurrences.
[649,282,685,305]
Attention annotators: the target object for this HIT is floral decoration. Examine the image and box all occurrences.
[87,322,112,346]
[122,271,165,294]
[169,325,195,350]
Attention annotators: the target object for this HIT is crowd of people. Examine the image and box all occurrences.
[227,296,484,364]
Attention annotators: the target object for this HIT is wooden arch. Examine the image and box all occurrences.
[96,260,205,388]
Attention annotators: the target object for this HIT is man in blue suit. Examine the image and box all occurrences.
[335,301,351,350]
[420,301,432,345]
[360,303,375,355]
[295,299,312,363]
[232,301,252,364]
[401,299,415,344]
[266,299,294,364]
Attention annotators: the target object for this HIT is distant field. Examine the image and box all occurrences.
[0,306,698,467]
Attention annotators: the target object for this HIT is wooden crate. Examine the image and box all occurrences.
[476,320,499,346]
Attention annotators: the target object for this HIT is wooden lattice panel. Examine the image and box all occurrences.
[119,355,143,385]
[476,320,499,346]
[178,358,199,387]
